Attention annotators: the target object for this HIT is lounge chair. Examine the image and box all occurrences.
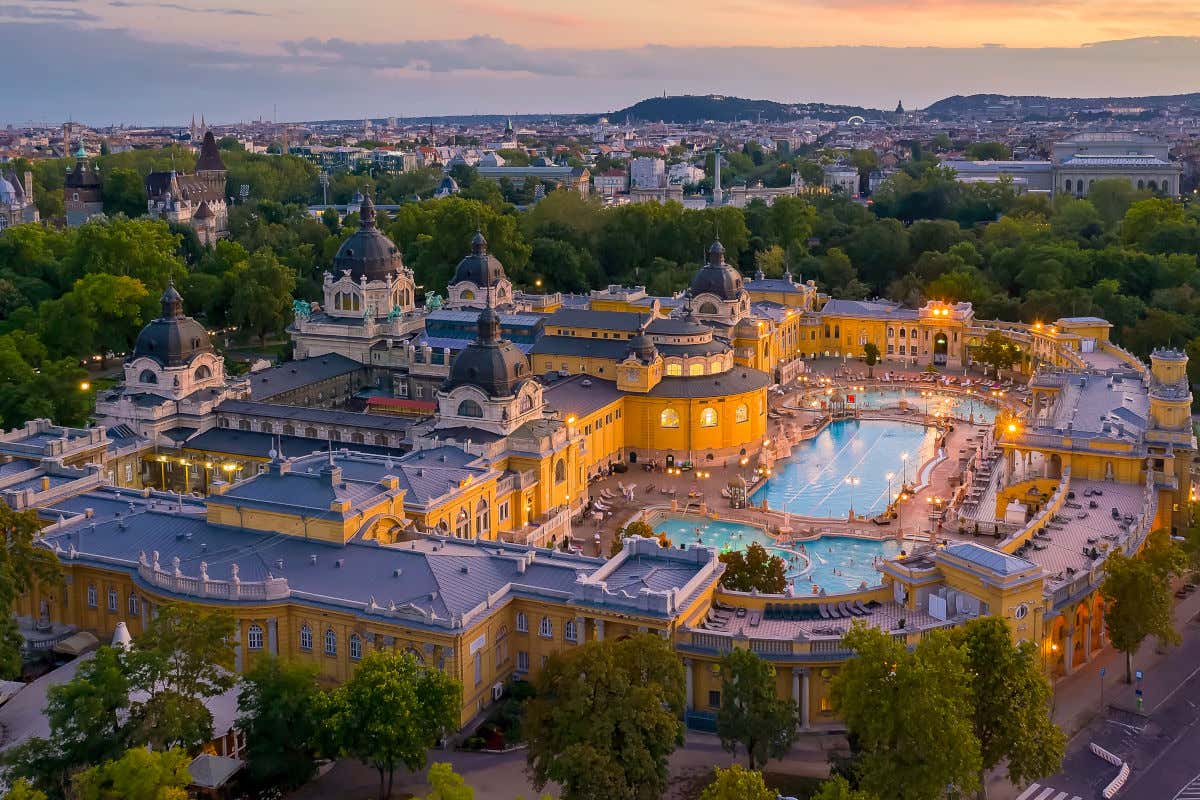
[818,604,831,619]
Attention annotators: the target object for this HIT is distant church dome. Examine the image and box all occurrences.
[443,303,529,399]
[689,238,745,301]
[332,194,405,283]
[451,231,508,288]
[132,282,213,367]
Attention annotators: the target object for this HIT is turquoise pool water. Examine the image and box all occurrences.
[652,514,901,593]
[753,419,937,518]
[852,388,999,423]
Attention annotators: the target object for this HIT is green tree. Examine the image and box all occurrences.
[72,747,190,800]
[101,168,147,218]
[973,330,1021,377]
[328,650,461,800]
[0,335,91,430]
[754,245,787,278]
[60,217,184,293]
[811,776,880,800]
[1101,531,1185,683]
[699,765,774,800]
[716,648,799,769]
[862,342,880,377]
[225,248,296,345]
[611,519,655,557]
[718,542,787,593]
[1122,198,1185,246]
[964,142,1011,160]
[954,617,1065,798]
[0,646,131,798]
[524,633,685,800]
[38,273,154,367]
[832,624,981,800]
[237,657,328,791]
[1,780,48,800]
[0,503,62,678]
[423,763,474,800]
[1086,179,1140,229]
[126,603,236,751]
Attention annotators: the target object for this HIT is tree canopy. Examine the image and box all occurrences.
[716,648,799,769]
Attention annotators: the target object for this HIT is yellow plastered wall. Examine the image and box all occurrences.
[623,388,768,455]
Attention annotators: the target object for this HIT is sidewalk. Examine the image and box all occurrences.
[1049,579,1200,738]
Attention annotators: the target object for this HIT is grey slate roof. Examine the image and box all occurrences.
[940,542,1038,576]
[820,299,918,320]
[216,399,417,433]
[645,369,771,398]
[247,354,364,400]
[542,376,624,417]
[543,308,647,332]
[184,429,406,460]
[530,336,632,360]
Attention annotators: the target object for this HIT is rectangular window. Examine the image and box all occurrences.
[540,655,548,669]
[474,651,482,686]
[415,386,424,399]
[517,651,529,672]
[399,383,409,398]
[708,690,721,708]
[498,502,510,522]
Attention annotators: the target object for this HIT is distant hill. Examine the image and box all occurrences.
[924,92,1200,118]
[587,95,881,124]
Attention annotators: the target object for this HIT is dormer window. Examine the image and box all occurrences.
[139,369,158,384]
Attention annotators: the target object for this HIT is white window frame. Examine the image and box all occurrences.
[247,624,264,650]
[299,624,313,651]
[349,633,362,661]
[324,628,337,657]
[516,612,528,632]
[539,616,553,639]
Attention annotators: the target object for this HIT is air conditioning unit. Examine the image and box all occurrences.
[492,682,504,701]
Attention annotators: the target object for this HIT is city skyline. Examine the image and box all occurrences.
[2,1,1200,124]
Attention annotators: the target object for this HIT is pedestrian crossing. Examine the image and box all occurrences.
[1174,772,1200,799]
[1014,784,1083,800]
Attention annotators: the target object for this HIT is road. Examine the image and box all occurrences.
[1011,606,1200,800]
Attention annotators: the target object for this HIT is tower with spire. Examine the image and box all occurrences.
[711,144,724,207]
[144,130,228,244]
[64,140,103,227]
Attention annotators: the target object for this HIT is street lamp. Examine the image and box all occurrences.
[886,471,894,505]
[845,475,860,517]
[900,452,910,486]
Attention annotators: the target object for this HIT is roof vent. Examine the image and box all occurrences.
[460,565,469,574]
[200,543,207,552]
[275,559,285,570]
[335,558,345,568]
[310,554,317,566]
[393,568,403,577]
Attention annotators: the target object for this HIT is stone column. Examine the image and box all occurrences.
[684,659,694,711]
[267,618,278,656]
[1063,629,1074,675]
[799,668,811,729]
[595,619,605,641]
[1082,620,1092,662]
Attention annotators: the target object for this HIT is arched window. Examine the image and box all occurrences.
[735,403,749,423]
[1064,179,1072,192]
[375,434,387,446]
[455,508,470,538]
[107,586,118,612]
[666,362,682,376]
[554,458,566,483]
[700,407,718,427]
[238,419,250,431]
[1148,180,1158,192]
[462,289,476,301]
[660,408,680,428]
[457,399,483,418]
[520,394,534,412]
[247,624,264,650]
[351,432,365,444]
[299,624,312,651]
[194,364,212,380]
[539,616,553,638]
[699,302,719,315]
[1138,180,1145,190]
[304,426,318,438]
[349,633,362,661]
[261,422,273,434]
[128,594,140,616]
[1162,179,1171,194]
[887,327,894,337]
[86,584,97,608]
[324,628,337,656]
[283,424,295,436]
[516,611,528,632]
[689,362,704,376]
[565,620,577,642]
[910,329,917,340]
[475,498,489,534]
[351,294,361,311]
[139,369,158,384]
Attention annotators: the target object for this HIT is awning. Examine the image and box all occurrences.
[52,631,99,657]
[188,754,243,789]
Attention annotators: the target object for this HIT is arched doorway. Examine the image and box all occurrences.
[933,332,949,366]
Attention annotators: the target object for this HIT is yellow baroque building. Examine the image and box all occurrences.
[8,224,1195,735]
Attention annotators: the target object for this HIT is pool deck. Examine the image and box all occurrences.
[576,361,1013,559]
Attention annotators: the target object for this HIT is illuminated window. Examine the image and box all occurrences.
[700,408,718,427]
[666,363,682,376]
[689,362,704,376]
[660,408,680,428]
[735,404,749,423]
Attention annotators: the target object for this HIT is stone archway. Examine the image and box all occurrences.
[932,331,948,366]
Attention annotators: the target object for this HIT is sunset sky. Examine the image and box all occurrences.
[4,0,1200,123]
